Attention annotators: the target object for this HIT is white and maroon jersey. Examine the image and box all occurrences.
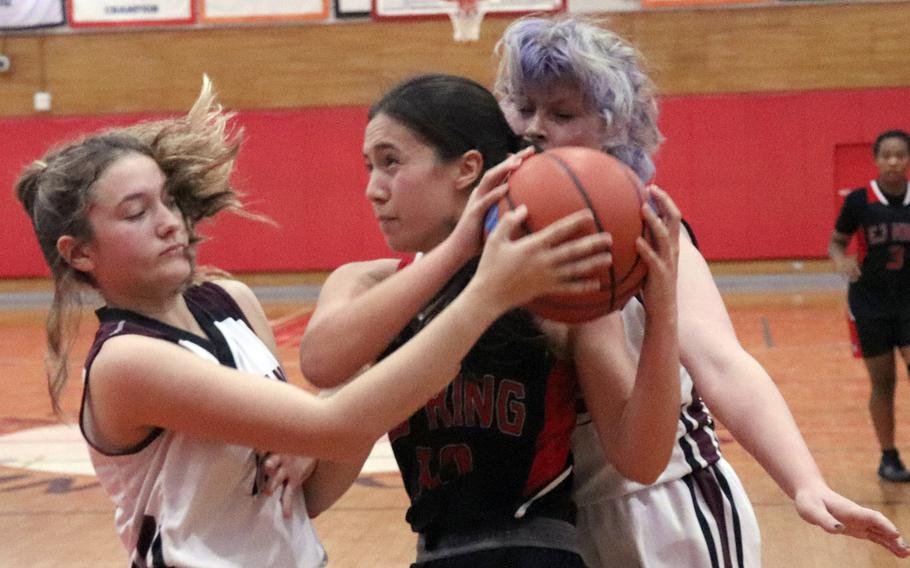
[80,282,326,568]
[572,297,722,504]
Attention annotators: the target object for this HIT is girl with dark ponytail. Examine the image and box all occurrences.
[300,73,684,567]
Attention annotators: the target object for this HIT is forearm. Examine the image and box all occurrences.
[300,238,473,387]
[698,352,825,499]
[303,457,366,517]
[675,238,828,499]
[242,290,500,461]
[828,232,852,265]
[611,311,680,483]
[828,241,846,263]
[324,284,501,443]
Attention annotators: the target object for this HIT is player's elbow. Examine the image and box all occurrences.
[633,463,666,485]
[306,496,332,519]
[299,341,347,389]
[300,363,340,390]
[323,435,374,464]
[612,443,673,485]
[618,458,668,485]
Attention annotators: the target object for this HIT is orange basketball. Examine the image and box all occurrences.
[484,146,650,323]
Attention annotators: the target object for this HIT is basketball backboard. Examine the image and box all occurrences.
[373,0,564,41]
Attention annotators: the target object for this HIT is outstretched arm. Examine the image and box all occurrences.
[88,207,611,463]
[678,236,908,557]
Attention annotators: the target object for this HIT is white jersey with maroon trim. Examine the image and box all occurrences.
[80,283,327,568]
[572,296,722,504]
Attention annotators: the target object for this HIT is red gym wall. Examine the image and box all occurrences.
[3,86,909,278]
[2,3,909,277]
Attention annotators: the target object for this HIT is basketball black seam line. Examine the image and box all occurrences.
[619,167,647,286]
[544,152,617,311]
[504,191,533,236]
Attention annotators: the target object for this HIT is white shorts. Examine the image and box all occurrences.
[576,458,761,568]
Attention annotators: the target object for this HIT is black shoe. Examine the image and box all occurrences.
[879,458,910,482]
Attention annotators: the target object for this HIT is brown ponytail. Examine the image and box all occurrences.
[15,76,252,416]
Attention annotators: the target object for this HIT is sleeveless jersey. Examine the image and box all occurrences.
[835,181,910,318]
[382,259,578,540]
[79,282,327,568]
[572,296,722,504]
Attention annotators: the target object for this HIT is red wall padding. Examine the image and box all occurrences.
[3,87,910,278]
[2,107,387,278]
[655,88,910,260]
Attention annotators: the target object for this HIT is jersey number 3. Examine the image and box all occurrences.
[887,245,905,270]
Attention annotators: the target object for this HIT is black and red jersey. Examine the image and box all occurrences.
[835,181,910,317]
[380,258,578,537]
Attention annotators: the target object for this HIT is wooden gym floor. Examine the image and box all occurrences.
[2,266,910,567]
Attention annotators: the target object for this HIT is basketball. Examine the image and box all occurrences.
[484,146,651,323]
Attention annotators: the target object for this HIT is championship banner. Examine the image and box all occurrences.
[0,0,65,30]
[200,0,329,22]
[67,0,195,27]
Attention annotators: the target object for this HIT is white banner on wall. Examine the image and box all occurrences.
[567,0,639,12]
[68,0,195,26]
[0,0,65,29]
[201,0,328,21]
[336,0,371,16]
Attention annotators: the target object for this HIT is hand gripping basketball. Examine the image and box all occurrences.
[484,146,652,322]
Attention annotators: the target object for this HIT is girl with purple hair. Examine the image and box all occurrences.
[494,15,909,566]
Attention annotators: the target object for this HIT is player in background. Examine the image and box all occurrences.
[830,129,910,482]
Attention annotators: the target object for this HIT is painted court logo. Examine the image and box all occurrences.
[0,422,398,490]
[0,422,99,494]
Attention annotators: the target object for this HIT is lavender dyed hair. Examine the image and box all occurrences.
[494,16,663,182]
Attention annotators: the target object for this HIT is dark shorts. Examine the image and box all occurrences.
[852,311,910,358]
[411,547,586,568]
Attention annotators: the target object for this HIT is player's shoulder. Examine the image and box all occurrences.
[206,278,272,337]
[209,278,257,307]
[323,258,401,292]
[846,186,869,200]
[840,186,871,210]
[92,333,190,383]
